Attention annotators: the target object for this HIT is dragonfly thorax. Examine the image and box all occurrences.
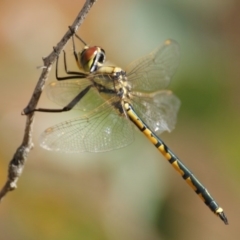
[113,69,132,100]
[92,66,131,99]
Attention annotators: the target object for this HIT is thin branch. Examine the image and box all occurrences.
[0,0,98,201]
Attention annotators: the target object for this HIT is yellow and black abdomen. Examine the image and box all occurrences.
[124,101,228,225]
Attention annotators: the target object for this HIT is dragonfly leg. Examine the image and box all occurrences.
[55,50,87,81]
[23,85,92,114]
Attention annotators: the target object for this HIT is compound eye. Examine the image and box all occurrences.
[97,48,106,64]
[80,46,106,73]
[80,46,97,72]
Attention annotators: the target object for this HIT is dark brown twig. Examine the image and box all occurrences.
[0,0,98,201]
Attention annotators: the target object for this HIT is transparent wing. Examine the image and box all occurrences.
[46,72,120,113]
[126,39,180,92]
[130,90,181,135]
[40,98,134,153]
[46,79,105,112]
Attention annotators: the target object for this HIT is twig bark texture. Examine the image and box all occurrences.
[0,0,98,201]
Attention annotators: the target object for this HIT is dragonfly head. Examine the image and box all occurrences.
[80,46,106,73]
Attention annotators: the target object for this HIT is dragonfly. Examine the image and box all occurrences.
[27,34,228,225]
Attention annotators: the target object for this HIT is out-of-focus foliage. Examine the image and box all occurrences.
[0,0,239,239]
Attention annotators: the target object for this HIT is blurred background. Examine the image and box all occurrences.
[0,0,239,239]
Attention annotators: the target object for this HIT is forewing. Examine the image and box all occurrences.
[131,90,180,135]
[46,79,104,113]
[126,39,180,92]
[40,98,134,153]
